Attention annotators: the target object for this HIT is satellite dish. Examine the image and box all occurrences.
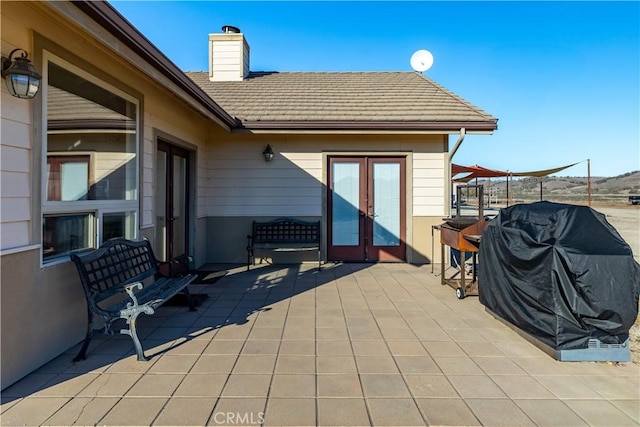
[410,49,434,72]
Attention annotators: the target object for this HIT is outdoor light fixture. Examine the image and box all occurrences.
[1,48,41,99]
[263,144,274,162]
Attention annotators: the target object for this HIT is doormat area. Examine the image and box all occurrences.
[192,270,227,285]
[162,271,225,307]
[164,293,209,307]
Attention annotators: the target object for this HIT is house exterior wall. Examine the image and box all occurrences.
[0,2,216,389]
[204,131,448,264]
[1,1,456,390]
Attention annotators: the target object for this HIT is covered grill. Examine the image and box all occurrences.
[479,202,639,361]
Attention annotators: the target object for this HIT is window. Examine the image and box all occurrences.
[102,211,137,241]
[43,213,93,257]
[43,55,139,263]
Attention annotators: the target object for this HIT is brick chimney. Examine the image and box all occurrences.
[208,25,250,81]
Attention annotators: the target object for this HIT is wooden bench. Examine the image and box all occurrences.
[70,238,197,361]
[247,218,321,270]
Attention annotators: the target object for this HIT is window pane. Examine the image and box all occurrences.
[47,62,137,201]
[43,214,93,261]
[155,151,168,261]
[172,155,187,257]
[373,163,400,246]
[332,162,360,246]
[103,212,136,241]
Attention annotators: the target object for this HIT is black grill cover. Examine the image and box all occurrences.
[479,202,640,350]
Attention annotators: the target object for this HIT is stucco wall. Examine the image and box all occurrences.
[0,248,85,389]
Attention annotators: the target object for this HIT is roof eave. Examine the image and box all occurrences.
[69,1,238,130]
[234,120,498,133]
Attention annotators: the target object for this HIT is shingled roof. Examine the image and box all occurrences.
[187,71,498,132]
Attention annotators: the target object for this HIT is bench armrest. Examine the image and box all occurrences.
[123,282,144,308]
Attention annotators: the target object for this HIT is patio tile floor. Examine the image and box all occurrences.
[1,262,638,426]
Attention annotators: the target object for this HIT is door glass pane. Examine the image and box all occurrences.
[373,162,400,246]
[155,151,167,261]
[332,162,360,246]
[172,155,187,257]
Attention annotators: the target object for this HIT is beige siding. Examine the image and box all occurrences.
[208,135,446,218]
[1,95,34,250]
[413,152,447,217]
[209,40,246,81]
[1,4,35,251]
[1,171,30,198]
[0,222,31,249]
[207,137,322,217]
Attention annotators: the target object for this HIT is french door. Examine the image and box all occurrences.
[155,140,190,267]
[327,156,406,262]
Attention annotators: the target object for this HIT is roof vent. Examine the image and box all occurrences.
[222,25,241,34]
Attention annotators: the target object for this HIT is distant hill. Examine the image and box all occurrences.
[468,170,640,206]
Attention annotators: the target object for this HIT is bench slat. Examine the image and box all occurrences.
[253,246,319,252]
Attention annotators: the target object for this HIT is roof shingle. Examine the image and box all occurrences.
[186,71,498,131]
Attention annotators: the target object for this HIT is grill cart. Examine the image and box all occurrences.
[435,184,491,299]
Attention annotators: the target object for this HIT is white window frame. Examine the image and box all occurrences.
[41,52,140,266]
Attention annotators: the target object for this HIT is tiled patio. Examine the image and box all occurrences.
[1,263,638,426]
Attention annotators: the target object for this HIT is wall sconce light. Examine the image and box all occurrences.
[1,48,41,99]
[263,144,274,162]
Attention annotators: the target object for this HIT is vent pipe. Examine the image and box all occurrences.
[222,25,241,34]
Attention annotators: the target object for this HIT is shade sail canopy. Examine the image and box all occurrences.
[452,164,510,182]
[509,162,580,177]
[452,162,580,182]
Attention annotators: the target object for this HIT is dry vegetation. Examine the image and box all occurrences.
[572,205,639,364]
[631,320,640,364]
[476,170,640,206]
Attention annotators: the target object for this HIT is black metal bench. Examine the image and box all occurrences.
[247,218,321,270]
[70,238,197,361]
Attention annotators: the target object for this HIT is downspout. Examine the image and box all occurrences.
[447,128,466,217]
